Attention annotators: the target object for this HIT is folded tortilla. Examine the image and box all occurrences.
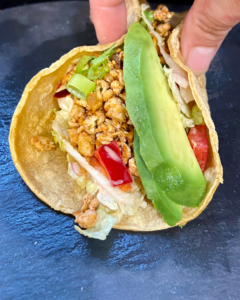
[9,0,223,231]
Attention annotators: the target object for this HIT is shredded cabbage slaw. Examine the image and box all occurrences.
[52,96,145,240]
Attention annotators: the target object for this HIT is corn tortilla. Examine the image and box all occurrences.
[9,1,223,231]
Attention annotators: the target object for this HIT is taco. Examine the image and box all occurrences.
[9,2,223,240]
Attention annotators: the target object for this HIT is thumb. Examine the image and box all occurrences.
[89,0,127,44]
[181,0,240,75]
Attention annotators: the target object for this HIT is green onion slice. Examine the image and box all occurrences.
[67,74,96,100]
[76,55,94,74]
[87,43,116,80]
[88,61,110,80]
[81,69,89,76]
[91,43,116,68]
[144,10,155,22]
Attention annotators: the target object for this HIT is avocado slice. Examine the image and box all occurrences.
[124,22,206,207]
[134,132,182,226]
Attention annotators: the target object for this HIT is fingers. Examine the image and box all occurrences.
[181,0,240,75]
[89,0,127,44]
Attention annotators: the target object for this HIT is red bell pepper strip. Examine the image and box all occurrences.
[54,89,70,98]
[90,156,132,191]
[188,125,208,172]
[94,141,133,187]
[54,82,70,98]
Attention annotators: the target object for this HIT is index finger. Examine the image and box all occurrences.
[90,0,127,44]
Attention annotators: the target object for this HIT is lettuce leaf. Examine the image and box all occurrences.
[52,96,74,140]
[163,67,204,128]
[75,205,118,240]
[64,141,139,206]
[67,155,98,192]
[55,110,69,129]
[141,4,189,88]
[180,86,194,104]
[58,95,74,113]
[180,114,195,128]
[51,130,66,151]
[191,105,204,125]
[97,187,119,211]
[52,95,145,240]
[64,139,145,239]
[86,180,99,194]
[180,105,204,128]
[163,66,191,117]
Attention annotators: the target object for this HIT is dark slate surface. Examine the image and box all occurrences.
[1,2,240,299]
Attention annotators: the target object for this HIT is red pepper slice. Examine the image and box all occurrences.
[94,141,133,186]
[54,89,70,98]
[188,125,208,172]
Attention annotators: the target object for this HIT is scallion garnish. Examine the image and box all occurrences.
[67,74,96,100]
[144,10,155,22]
[88,61,110,80]
[81,69,89,76]
[76,55,94,74]
[91,43,116,67]
[140,10,155,29]
[87,43,116,80]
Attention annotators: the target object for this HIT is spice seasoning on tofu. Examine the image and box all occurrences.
[64,49,138,176]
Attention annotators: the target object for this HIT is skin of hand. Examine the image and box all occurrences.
[181,0,240,75]
[89,0,127,44]
[90,0,240,75]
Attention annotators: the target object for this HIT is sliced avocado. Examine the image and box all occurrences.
[134,132,182,226]
[124,22,206,207]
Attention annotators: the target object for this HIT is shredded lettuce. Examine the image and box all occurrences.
[75,179,144,240]
[52,130,58,144]
[163,67,204,128]
[141,5,205,130]
[97,187,119,211]
[191,105,204,125]
[75,205,118,240]
[67,155,98,192]
[51,96,74,141]
[57,136,145,239]
[67,161,87,188]
[52,123,145,239]
[64,141,141,206]
[55,110,70,129]
[75,180,145,240]
[141,4,189,88]
[180,114,195,128]
[180,86,194,104]
[58,95,74,112]
[53,95,74,133]
[180,105,204,128]
[51,130,66,151]
[52,108,57,115]
[52,76,146,240]
[164,66,191,117]
[86,180,98,194]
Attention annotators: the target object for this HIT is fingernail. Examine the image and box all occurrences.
[186,47,216,76]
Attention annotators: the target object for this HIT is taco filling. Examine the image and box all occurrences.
[23,5,218,240]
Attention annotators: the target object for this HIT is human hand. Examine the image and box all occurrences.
[90,0,240,75]
[181,0,240,75]
[89,0,127,44]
